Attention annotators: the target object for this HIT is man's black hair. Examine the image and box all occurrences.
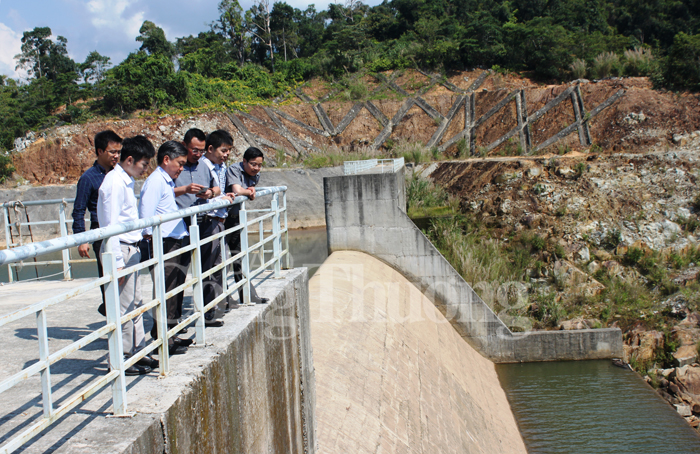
[243,147,264,162]
[94,130,122,156]
[183,128,206,145]
[157,140,188,165]
[120,135,155,163]
[205,129,233,152]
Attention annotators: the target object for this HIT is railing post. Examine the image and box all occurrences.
[152,225,169,374]
[190,223,206,345]
[272,194,281,278]
[283,191,289,270]
[36,308,53,418]
[220,220,228,305]
[240,203,251,306]
[3,206,12,283]
[102,246,128,415]
[58,200,72,280]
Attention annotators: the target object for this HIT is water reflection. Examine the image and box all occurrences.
[497,360,700,454]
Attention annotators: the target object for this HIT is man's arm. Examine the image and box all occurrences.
[98,184,126,268]
[230,183,256,200]
[72,175,92,257]
[138,178,158,237]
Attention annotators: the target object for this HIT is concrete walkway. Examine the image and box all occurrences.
[0,271,285,453]
[309,251,527,454]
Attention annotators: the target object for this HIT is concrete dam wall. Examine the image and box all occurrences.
[309,251,527,453]
[323,168,623,362]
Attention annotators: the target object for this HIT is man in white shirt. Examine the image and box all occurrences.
[98,136,157,376]
[199,130,233,326]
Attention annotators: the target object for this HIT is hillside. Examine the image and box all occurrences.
[8,70,700,185]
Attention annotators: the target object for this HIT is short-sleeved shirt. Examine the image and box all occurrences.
[174,158,216,210]
[225,162,260,218]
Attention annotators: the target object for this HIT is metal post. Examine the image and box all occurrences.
[36,308,53,418]
[272,194,281,278]
[102,247,128,415]
[3,206,12,283]
[240,203,251,306]
[58,200,72,280]
[152,225,169,374]
[258,217,264,268]
[220,219,228,305]
[283,192,289,270]
[190,224,206,345]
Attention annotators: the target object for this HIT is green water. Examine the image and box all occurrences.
[497,360,700,454]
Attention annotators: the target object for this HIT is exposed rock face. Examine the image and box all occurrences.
[624,328,664,363]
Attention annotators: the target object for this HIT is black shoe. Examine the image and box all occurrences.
[169,344,188,355]
[257,298,269,305]
[173,336,194,347]
[125,364,152,376]
[136,355,159,369]
[97,302,106,316]
[205,319,224,327]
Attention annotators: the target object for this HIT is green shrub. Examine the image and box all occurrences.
[623,47,654,76]
[0,154,15,183]
[593,51,622,79]
[570,58,587,79]
[623,247,644,266]
[602,228,622,250]
[456,138,468,158]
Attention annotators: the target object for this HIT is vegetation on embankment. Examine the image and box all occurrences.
[6,0,700,153]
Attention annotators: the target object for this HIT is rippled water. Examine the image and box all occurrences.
[497,360,700,454]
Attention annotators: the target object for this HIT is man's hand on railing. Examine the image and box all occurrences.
[78,243,91,258]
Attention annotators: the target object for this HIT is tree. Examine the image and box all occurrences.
[271,2,299,61]
[246,0,274,69]
[136,21,175,58]
[215,0,249,65]
[15,27,76,81]
[80,51,111,85]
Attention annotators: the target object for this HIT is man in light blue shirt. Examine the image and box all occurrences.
[139,141,192,354]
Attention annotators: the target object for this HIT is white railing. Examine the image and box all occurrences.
[343,157,405,175]
[0,187,289,454]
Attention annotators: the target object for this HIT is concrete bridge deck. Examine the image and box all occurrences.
[0,269,314,454]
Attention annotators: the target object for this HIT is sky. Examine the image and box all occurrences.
[0,0,382,79]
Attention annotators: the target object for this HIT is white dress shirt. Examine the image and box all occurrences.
[200,156,228,219]
[97,164,142,268]
[139,166,188,240]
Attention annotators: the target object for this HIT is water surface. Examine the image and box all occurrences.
[497,360,700,454]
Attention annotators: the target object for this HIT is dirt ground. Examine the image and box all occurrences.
[10,71,700,185]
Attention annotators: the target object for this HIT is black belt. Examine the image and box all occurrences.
[204,215,225,223]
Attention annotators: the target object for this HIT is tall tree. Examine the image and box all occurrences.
[15,27,76,81]
[271,2,299,61]
[215,0,249,65]
[247,0,275,69]
[80,51,111,85]
[136,21,175,58]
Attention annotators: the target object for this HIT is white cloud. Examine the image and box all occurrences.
[86,0,144,38]
[0,22,24,78]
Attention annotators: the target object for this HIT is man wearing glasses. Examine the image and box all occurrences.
[224,147,269,306]
[174,128,220,213]
[72,130,122,315]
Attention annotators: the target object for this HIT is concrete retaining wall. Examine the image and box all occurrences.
[323,169,623,363]
[39,269,316,454]
[0,166,339,247]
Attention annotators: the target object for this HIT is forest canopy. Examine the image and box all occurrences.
[2,0,700,151]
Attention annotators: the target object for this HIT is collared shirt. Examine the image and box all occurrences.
[72,160,107,233]
[97,164,142,268]
[174,158,216,210]
[200,155,228,219]
[139,166,188,240]
[225,162,260,218]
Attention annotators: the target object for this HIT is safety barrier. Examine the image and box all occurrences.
[343,157,405,175]
[0,187,288,454]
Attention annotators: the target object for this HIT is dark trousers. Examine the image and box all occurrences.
[224,214,261,304]
[200,216,225,319]
[163,237,191,325]
[150,237,191,342]
[93,239,105,306]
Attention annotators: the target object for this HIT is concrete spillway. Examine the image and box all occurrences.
[309,251,527,453]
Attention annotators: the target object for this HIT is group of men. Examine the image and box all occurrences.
[72,129,267,376]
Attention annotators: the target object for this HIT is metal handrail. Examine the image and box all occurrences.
[343,157,405,175]
[0,187,289,454]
